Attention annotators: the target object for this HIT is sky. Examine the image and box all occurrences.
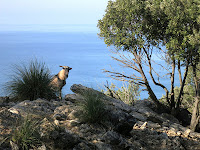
[0,0,109,25]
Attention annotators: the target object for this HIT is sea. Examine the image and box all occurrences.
[0,24,181,99]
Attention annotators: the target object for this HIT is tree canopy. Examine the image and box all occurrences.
[98,0,200,60]
[98,0,200,130]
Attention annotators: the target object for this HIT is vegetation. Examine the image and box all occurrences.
[78,91,106,123]
[98,0,200,131]
[103,81,140,105]
[5,59,56,101]
[11,117,41,150]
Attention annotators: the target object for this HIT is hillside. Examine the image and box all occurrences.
[0,84,200,150]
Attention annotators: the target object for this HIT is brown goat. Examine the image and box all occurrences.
[51,66,72,99]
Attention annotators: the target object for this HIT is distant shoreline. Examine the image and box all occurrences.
[0,24,98,33]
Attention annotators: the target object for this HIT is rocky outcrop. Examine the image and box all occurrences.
[0,84,200,150]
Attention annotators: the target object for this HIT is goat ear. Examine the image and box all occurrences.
[59,66,63,67]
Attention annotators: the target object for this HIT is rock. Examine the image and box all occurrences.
[94,141,112,150]
[102,131,123,145]
[0,107,20,135]
[146,121,161,129]
[161,113,179,124]
[40,117,54,137]
[68,120,81,127]
[68,110,80,120]
[73,142,93,150]
[53,129,80,149]
[47,127,80,149]
[65,94,84,103]
[177,131,182,136]
[130,111,147,121]
[114,121,135,135]
[166,128,177,136]
[184,129,191,137]
[189,132,200,139]
[53,105,72,121]
[8,99,54,117]
[140,121,147,130]
[37,144,47,150]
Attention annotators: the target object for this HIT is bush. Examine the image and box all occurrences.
[79,92,106,123]
[5,59,56,101]
[11,117,41,150]
[103,81,140,105]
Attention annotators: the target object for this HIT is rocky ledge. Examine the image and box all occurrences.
[0,84,200,150]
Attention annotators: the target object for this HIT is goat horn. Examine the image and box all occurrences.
[59,66,63,67]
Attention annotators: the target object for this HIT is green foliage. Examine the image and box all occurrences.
[98,0,200,60]
[11,117,41,150]
[5,59,56,101]
[104,81,140,105]
[98,0,147,51]
[179,64,200,112]
[78,92,106,123]
[160,63,200,112]
[145,0,200,60]
[98,0,200,110]
[160,86,194,112]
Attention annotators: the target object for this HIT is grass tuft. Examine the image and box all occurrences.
[11,117,41,150]
[79,91,106,123]
[5,59,56,101]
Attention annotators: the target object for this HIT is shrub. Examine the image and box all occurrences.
[103,81,140,105]
[79,91,106,123]
[5,59,56,101]
[11,117,41,150]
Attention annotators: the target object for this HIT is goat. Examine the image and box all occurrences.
[51,66,72,99]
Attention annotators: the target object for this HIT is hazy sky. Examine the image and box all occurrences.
[0,0,109,25]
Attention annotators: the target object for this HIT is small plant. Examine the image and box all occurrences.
[11,117,41,150]
[104,81,140,105]
[5,59,56,101]
[79,91,106,123]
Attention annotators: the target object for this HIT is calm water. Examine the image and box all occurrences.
[0,25,181,99]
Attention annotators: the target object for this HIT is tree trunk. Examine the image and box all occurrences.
[190,64,200,131]
[170,59,176,115]
[176,63,189,110]
[178,60,182,85]
[138,62,161,108]
[190,97,200,131]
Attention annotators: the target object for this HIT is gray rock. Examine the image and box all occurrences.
[68,110,80,120]
[65,94,84,103]
[146,121,161,129]
[102,131,123,145]
[130,111,147,121]
[8,99,54,117]
[53,105,73,121]
[161,113,180,124]
[73,142,92,150]
[50,129,80,149]
[95,141,112,150]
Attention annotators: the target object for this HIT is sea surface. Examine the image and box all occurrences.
[0,24,181,99]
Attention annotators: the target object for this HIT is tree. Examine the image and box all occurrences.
[98,0,200,130]
[98,0,164,109]
[143,0,200,131]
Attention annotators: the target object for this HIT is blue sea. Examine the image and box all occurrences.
[0,24,181,99]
